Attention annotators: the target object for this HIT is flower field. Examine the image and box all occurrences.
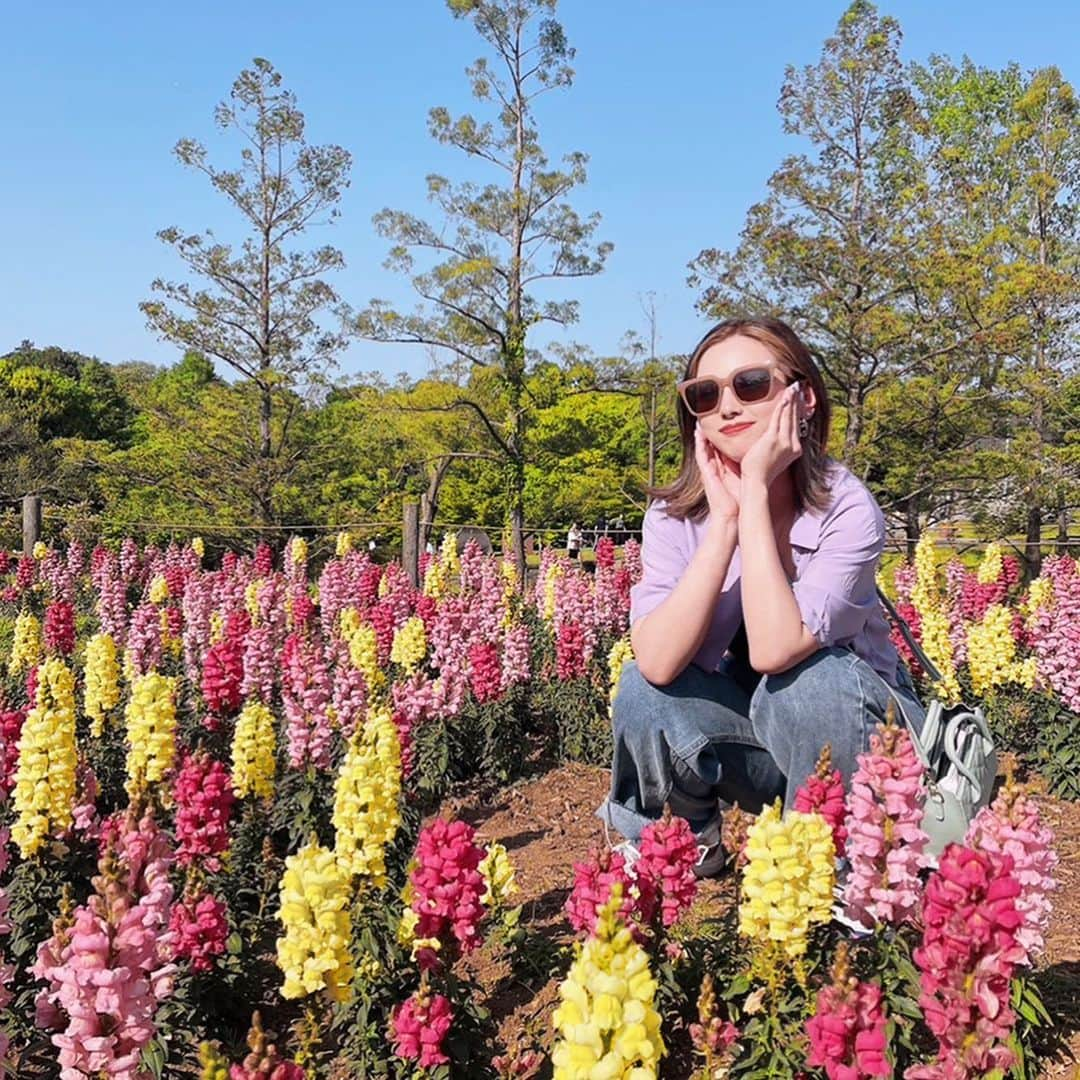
[0,532,1078,1078]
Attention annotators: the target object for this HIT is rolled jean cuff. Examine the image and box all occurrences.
[595,796,720,848]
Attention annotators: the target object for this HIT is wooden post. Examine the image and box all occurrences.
[403,499,420,587]
[22,495,42,558]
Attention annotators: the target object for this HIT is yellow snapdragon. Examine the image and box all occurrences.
[967,604,1038,695]
[12,657,78,857]
[920,608,962,704]
[439,530,460,577]
[124,671,178,797]
[551,885,665,1079]
[232,700,277,799]
[909,536,961,703]
[332,705,402,884]
[276,839,354,1002]
[479,842,518,908]
[608,638,635,718]
[32,541,48,560]
[543,564,563,623]
[739,801,835,962]
[976,541,1003,585]
[196,1043,229,1080]
[148,574,169,605]
[423,557,449,600]
[9,610,42,675]
[191,536,205,561]
[83,632,121,737]
[244,579,264,622]
[339,605,361,641]
[336,530,353,556]
[911,532,940,617]
[500,559,519,629]
[1025,575,1053,621]
[289,537,308,567]
[390,616,427,674]
[348,622,385,693]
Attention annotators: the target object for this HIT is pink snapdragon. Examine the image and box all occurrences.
[34,811,176,1080]
[43,601,76,656]
[636,811,699,927]
[202,623,246,717]
[806,944,890,1080]
[0,708,25,799]
[501,624,531,687]
[842,718,929,928]
[1027,556,1080,712]
[170,890,229,973]
[565,846,657,940]
[281,631,333,769]
[908,845,1025,1079]
[964,777,1057,966]
[555,621,587,679]
[174,752,235,871]
[794,744,848,858]
[409,818,487,967]
[392,985,453,1068]
[468,640,503,703]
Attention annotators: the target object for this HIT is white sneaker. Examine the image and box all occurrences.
[611,840,641,879]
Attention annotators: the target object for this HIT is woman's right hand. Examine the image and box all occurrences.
[694,423,740,533]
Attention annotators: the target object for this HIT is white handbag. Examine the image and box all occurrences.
[877,588,998,858]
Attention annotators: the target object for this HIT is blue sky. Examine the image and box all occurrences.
[3,0,1078,383]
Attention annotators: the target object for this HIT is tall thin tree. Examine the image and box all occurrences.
[141,58,351,528]
[355,0,610,579]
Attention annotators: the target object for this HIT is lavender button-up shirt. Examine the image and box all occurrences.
[629,462,900,686]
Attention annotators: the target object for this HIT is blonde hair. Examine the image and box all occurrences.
[649,317,834,520]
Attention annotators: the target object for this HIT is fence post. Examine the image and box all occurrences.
[402,498,420,587]
[22,495,42,557]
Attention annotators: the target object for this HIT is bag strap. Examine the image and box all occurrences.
[876,586,944,685]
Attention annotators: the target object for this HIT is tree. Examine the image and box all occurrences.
[355,0,610,579]
[95,352,325,546]
[689,2,934,462]
[915,59,1080,573]
[141,58,352,529]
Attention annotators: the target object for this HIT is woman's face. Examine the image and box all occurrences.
[693,335,803,463]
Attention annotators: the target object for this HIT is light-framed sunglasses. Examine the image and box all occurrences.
[676,361,790,418]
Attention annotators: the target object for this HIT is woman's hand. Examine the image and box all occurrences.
[694,423,741,529]
[739,383,803,490]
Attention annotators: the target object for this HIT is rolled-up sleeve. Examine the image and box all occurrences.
[629,502,689,626]
[791,491,885,646]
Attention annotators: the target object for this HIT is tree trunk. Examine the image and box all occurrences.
[647,387,657,492]
[1024,504,1042,580]
[257,377,274,528]
[843,382,863,464]
[905,499,920,563]
[1057,491,1070,553]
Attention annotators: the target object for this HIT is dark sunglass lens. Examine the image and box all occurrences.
[685,380,719,415]
[733,368,773,403]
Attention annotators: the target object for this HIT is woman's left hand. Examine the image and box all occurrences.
[739,383,803,489]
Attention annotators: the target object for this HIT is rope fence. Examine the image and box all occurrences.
[3,499,1078,564]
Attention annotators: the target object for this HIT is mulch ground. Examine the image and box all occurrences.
[439,761,1080,1079]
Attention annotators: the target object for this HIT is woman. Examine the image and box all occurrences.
[597,317,924,876]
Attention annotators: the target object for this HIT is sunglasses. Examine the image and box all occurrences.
[676,363,787,417]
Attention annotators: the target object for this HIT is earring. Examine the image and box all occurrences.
[798,417,810,439]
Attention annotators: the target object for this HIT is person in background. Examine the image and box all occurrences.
[597,316,925,878]
[566,522,583,560]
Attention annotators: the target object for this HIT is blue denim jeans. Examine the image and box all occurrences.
[597,647,925,845]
